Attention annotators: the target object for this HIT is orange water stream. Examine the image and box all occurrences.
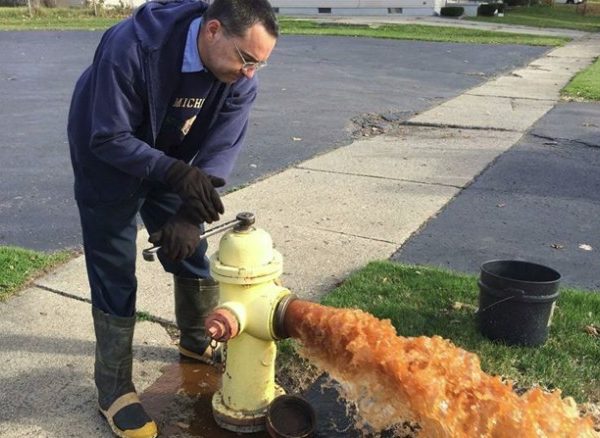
[284,300,598,437]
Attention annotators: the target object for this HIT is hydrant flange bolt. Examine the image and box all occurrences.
[205,308,239,342]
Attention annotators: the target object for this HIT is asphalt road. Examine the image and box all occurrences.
[393,102,600,291]
[0,31,547,251]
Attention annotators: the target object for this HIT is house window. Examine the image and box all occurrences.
[318,7,332,13]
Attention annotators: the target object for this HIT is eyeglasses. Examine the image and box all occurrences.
[232,40,267,73]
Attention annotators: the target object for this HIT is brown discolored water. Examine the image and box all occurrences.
[140,362,268,437]
[284,300,599,437]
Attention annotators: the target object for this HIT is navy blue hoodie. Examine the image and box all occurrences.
[68,0,257,206]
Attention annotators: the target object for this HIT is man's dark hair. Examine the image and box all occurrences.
[204,0,279,39]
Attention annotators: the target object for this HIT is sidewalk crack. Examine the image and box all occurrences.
[531,133,600,149]
[295,166,463,189]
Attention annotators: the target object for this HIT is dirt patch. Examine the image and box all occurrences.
[349,111,414,139]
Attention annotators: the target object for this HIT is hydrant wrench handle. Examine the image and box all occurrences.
[142,211,255,262]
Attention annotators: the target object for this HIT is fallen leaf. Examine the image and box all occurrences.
[175,421,190,429]
[578,244,593,251]
[452,301,477,311]
[584,324,599,337]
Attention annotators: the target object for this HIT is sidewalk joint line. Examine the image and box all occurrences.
[401,120,520,133]
[34,283,91,304]
[33,283,177,328]
[466,93,556,103]
[310,226,399,245]
[294,166,463,189]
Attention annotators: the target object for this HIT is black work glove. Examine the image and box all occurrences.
[165,160,226,224]
[148,208,201,261]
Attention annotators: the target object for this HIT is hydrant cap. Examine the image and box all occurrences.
[211,227,283,283]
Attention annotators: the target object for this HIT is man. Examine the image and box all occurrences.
[67,0,278,436]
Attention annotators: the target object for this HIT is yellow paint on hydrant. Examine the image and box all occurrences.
[207,223,293,432]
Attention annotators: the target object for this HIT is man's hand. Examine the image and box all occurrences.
[148,209,201,261]
[165,160,225,224]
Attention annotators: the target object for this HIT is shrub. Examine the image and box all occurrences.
[503,0,538,6]
[440,5,464,16]
[477,3,499,15]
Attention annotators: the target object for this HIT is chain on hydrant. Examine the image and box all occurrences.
[204,216,297,433]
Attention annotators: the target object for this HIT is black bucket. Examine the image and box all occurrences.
[478,260,561,347]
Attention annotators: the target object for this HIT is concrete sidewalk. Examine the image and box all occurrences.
[1,33,599,437]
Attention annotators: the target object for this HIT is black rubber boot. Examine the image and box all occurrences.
[92,307,157,438]
[174,276,221,364]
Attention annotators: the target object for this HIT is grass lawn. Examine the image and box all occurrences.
[0,7,569,46]
[562,56,600,100]
[0,246,73,301]
[467,5,600,32]
[0,6,127,29]
[279,19,569,46]
[281,261,600,404]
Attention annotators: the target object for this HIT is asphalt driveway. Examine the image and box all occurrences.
[0,31,547,250]
[393,102,600,291]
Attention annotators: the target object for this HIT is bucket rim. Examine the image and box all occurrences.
[477,280,560,303]
[266,394,316,438]
[481,259,561,285]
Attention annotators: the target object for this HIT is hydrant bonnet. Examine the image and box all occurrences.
[211,227,283,284]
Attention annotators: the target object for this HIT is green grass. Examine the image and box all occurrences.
[279,19,569,46]
[0,7,569,46]
[0,246,73,301]
[0,6,128,30]
[467,5,600,32]
[562,56,600,100]
[136,310,153,322]
[317,261,600,403]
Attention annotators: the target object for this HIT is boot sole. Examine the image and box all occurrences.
[98,392,158,438]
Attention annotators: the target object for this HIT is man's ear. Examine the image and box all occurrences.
[204,19,223,42]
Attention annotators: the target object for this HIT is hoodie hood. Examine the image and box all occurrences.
[133,0,208,52]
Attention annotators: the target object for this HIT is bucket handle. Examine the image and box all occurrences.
[477,288,524,314]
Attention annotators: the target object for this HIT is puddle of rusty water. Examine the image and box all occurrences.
[140,361,269,437]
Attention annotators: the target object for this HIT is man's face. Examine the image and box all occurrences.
[199,19,277,84]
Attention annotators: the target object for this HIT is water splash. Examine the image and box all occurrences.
[285,300,598,437]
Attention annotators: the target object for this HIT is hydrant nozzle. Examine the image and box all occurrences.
[205,308,239,342]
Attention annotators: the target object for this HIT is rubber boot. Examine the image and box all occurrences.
[174,276,221,364]
[92,307,158,438]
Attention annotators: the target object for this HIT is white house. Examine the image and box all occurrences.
[270,0,435,16]
[98,0,436,16]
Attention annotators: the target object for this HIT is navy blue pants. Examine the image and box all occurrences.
[77,181,209,317]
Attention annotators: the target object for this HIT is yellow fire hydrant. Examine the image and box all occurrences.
[204,214,296,433]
